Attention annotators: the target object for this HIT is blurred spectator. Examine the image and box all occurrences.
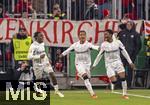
[0,47,2,64]
[123,13,132,20]
[146,0,150,20]
[21,9,37,19]
[31,10,37,19]
[71,0,85,20]
[48,3,66,73]
[84,0,99,20]
[14,0,34,18]
[98,0,112,19]
[0,3,9,18]
[10,28,32,80]
[48,3,66,20]
[37,10,44,19]
[137,0,145,19]
[102,9,110,19]
[21,9,28,18]
[0,4,4,18]
[113,23,126,40]
[118,23,126,33]
[54,49,63,72]
[118,21,142,88]
[144,34,150,69]
[122,0,137,20]
[123,12,137,20]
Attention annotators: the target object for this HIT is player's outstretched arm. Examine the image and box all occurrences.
[121,49,136,70]
[89,43,100,51]
[119,40,136,70]
[121,48,132,64]
[61,44,75,57]
[92,49,104,69]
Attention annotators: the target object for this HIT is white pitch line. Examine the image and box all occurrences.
[112,91,150,99]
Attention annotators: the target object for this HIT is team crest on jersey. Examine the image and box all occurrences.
[131,35,134,38]
[123,34,126,37]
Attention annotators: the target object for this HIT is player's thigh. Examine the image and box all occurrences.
[76,64,88,79]
[85,64,91,78]
[115,61,126,78]
[118,72,126,78]
[33,67,43,80]
[106,65,116,79]
[44,63,54,74]
[109,76,117,82]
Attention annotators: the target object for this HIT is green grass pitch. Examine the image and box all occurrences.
[0,89,149,105]
[50,89,150,105]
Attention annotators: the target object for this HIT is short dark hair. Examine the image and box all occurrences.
[105,29,113,35]
[118,24,126,30]
[79,30,86,34]
[34,32,41,39]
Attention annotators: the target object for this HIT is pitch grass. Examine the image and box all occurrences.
[50,89,150,105]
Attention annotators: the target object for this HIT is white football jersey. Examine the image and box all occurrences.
[93,40,132,67]
[102,40,123,64]
[28,41,49,67]
[62,41,99,65]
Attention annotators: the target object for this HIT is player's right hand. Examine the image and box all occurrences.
[40,54,45,58]
[130,63,136,70]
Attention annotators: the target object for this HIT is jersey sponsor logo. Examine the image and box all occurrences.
[75,49,89,54]
[105,49,119,53]
[33,49,45,55]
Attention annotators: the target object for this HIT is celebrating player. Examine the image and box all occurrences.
[92,29,135,99]
[28,32,64,97]
[60,30,99,99]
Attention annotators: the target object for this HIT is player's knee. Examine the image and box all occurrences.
[120,78,126,81]
[111,81,117,85]
[49,72,55,78]
[83,75,89,80]
[49,73,57,85]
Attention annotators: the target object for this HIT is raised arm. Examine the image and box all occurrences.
[92,49,104,67]
[92,43,105,67]
[62,44,75,56]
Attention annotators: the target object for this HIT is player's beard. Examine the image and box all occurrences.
[80,39,85,44]
[104,37,108,41]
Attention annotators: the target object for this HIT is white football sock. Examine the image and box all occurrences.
[84,79,95,96]
[110,83,114,92]
[122,80,127,96]
[54,85,59,91]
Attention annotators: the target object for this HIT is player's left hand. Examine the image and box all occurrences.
[130,63,136,70]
